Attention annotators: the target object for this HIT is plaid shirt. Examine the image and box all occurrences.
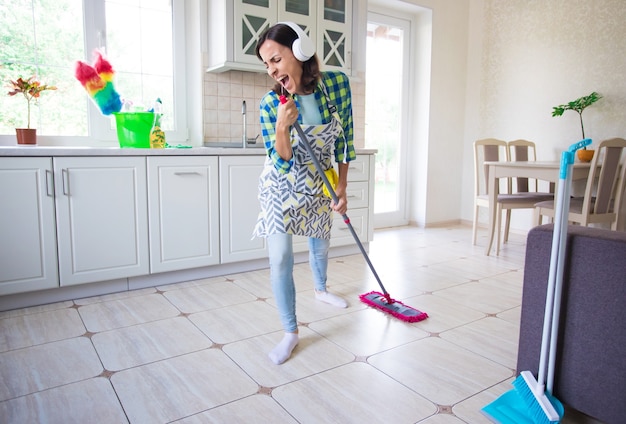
[259,71,356,174]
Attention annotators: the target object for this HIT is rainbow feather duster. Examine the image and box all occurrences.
[75,51,122,115]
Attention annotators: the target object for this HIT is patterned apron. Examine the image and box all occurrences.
[253,113,343,240]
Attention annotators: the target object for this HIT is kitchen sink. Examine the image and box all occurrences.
[202,141,264,149]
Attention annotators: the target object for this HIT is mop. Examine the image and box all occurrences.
[280,95,428,323]
[482,138,591,423]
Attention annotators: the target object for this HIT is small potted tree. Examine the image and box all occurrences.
[552,91,602,162]
[7,76,57,145]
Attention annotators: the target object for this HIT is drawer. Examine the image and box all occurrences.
[346,155,369,182]
[346,181,368,209]
[330,208,368,247]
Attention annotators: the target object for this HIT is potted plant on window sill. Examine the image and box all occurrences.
[552,91,602,162]
[7,76,56,145]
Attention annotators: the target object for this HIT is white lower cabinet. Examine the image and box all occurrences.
[147,156,220,272]
[54,157,149,286]
[0,152,374,300]
[219,155,266,263]
[0,157,59,295]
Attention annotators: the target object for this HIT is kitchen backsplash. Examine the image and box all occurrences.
[202,70,365,148]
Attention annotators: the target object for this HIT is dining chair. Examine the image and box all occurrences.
[500,140,555,245]
[473,138,509,252]
[535,137,626,230]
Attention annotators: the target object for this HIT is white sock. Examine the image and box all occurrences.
[268,333,299,365]
[315,290,348,308]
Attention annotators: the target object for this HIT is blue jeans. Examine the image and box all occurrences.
[267,233,330,332]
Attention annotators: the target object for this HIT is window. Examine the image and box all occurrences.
[0,0,187,143]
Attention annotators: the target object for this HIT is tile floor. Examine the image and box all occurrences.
[0,225,603,423]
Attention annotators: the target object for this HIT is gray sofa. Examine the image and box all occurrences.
[517,224,625,424]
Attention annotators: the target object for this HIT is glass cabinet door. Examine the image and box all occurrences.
[317,0,351,71]
[278,0,316,45]
[235,0,277,64]
[323,0,346,23]
[285,0,309,15]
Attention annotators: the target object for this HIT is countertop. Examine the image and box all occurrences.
[0,145,377,157]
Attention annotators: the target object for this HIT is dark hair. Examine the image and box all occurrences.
[255,23,320,94]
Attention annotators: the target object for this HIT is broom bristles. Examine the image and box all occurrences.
[513,371,560,423]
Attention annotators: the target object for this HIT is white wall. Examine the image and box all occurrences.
[462,0,626,232]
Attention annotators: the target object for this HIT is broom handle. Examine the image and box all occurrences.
[538,139,589,393]
[537,161,565,391]
[280,95,389,297]
[546,162,572,394]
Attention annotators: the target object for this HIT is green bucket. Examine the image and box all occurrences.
[114,112,154,148]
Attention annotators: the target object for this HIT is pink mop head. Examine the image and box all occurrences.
[359,291,428,323]
[74,51,122,115]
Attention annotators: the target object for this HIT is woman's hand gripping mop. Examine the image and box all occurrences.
[280,95,427,323]
[481,138,591,424]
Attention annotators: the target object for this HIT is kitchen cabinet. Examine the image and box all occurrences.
[317,0,352,71]
[54,157,149,286]
[147,156,220,273]
[218,155,266,263]
[0,157,59,295]
[207,0,352,74]
[0,149,374,307]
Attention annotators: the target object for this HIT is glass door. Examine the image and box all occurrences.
[365,12,411,228]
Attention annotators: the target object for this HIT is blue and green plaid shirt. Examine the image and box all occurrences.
[259,71,356,174]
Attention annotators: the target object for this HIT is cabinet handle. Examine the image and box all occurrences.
[173,171,201,176]
[339,226,360,233]
[45,169,54,197]
[62,168,70,195]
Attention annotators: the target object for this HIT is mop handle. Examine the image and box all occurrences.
[279,95,389,297]
[537,139,591,392]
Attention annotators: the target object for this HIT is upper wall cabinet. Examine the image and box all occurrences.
[207,0,352,74]
[317,0,351,71]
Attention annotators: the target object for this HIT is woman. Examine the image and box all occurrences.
[253,22,356,365]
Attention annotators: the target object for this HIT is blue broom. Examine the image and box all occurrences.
[482,138,591,423]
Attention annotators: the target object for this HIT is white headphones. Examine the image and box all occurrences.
[278,21,315,62]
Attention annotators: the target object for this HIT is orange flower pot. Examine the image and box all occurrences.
[16,128,37,145]
[577,149,594,162]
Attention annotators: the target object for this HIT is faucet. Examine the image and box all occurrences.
[242,100,247,148]
[242,100,260,148]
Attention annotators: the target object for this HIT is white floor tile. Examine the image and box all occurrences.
[163,280,257,313]
[92,316,213,371]
[189,300,280,344]
[222,326,354,387]
[0,308,85,352]
[272,362,437,424]
[308,307,429,357]
[78,293,180,332]
[0,378,127,424]
[111,349,258,423]
[368,337,513,406]
[173,394,299,423]
[0,337,102,401]
[441,316,519,369]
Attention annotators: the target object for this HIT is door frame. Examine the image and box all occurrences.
[366,10,412,228]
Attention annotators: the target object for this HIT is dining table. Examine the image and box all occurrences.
[483,160,593,255]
